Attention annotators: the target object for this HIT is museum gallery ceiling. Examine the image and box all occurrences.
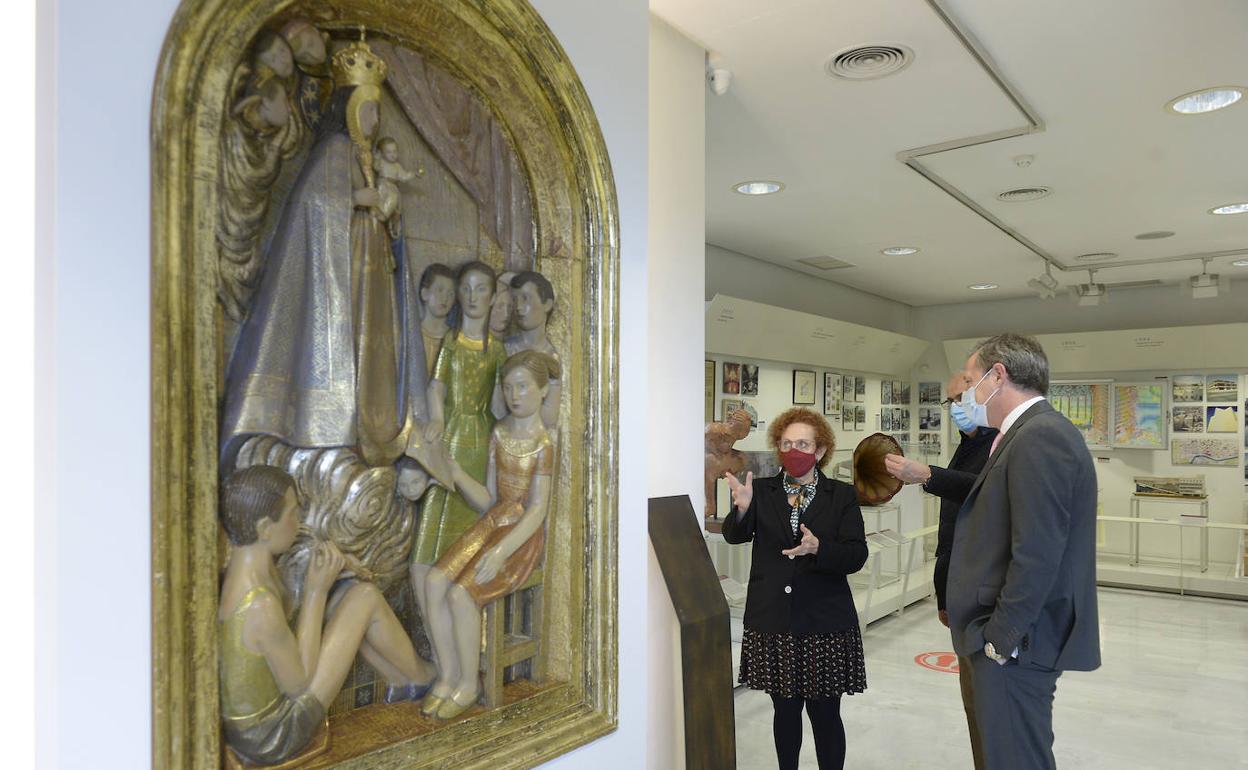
[652,0,1248,306]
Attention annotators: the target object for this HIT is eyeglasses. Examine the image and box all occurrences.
[778,439,816,452]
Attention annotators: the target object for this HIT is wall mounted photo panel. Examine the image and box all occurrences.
[792,369,816,405]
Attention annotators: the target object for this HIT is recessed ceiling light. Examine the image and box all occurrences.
[1232,259,1248,268]
[1167,87,1244,115]
[968,283,998,291]
[1135,230,1175,240]
[881,246,918,256]
[733,180,784,195]
[1209,202,1248,215]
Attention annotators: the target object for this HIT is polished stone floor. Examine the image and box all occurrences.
[732,587,1248,769]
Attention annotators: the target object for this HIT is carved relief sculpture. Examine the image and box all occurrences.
[155,1,617,766]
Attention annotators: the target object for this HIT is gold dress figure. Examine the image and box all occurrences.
[413,262,505,564]
[434,425,554,604]
[420,350,560,720]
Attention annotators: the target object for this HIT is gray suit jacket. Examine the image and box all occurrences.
[947,400,1101,672]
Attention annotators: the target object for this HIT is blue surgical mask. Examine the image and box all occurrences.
[949,401,977,433]
[959,369,1001,429]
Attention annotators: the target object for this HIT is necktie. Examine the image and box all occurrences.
[989,432,1003,456]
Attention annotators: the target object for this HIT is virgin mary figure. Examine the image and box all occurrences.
[222,38,427,469]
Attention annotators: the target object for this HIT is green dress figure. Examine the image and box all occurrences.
[413,329,506,563]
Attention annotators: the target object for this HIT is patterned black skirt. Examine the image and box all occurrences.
[739,626,867,699]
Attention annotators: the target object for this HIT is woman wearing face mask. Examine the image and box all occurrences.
[722,407,868,770]
[882,372,998,770]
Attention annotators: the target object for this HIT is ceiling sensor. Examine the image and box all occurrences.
[1135,230,1175,240]
[825,44,914,80]
[996,186,1051,202]
[1074,252,1118,262]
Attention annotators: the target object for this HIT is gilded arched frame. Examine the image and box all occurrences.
[151,1,619,767]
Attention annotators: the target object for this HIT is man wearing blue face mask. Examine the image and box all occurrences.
[884,372,997,770]
[944,334,1100,770]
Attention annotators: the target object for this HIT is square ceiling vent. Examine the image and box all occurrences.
[796,256,856,271]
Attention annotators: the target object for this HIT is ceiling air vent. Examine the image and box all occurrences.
[1074,252,1118,262]
[996,186,1051,202]
[797,256,856,271]
[825,44,914,80]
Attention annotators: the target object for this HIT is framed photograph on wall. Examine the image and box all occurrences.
[721,398,744,421]
[825,373,842,415]
[1050,380,1112,449]
[919,382,941,404]
[741,363,759,397]
[1172,405,1204,433]
[1112,382,1166,449]
[741,400,759,429]
[1171,374,1203,403]
[722,361,741,394]
[854,376,866,402]
[855,405,866,431]
[1206,405,1238,432]
[1206,374,1238,403]
[793,369,816,405]
[880,380,893,405]
[842,404,854,430]
[842,374,855,402]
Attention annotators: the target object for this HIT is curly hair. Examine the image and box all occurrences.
[767,407,837,470]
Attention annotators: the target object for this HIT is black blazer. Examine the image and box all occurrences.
[722,472,868,635]
[947,401,1101,672]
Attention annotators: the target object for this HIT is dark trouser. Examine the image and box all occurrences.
[957,655,987,770]
[770,694,845,770]
[968,654,1061,770]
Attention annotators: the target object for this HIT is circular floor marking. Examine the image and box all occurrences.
[914,651,959,673]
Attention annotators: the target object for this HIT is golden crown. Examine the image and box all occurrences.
[332,38,387,88]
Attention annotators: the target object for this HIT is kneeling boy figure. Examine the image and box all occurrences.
[218,466,434,766]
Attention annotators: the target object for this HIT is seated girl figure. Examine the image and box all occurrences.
[420,350,560,720]
[217,466,435,766]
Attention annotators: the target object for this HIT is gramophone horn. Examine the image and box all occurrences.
[852,433,904,505]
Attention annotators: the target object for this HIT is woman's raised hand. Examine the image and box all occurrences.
[724,471,754,513]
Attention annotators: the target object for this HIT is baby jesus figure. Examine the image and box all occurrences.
[374,136,421,239]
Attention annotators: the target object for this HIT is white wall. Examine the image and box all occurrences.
[648,16,705,511]
[44,1,167,766]
[531,1,649,767]
[41,0,650,767]
[645,15,705,770]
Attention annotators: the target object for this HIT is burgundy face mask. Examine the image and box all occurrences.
[780,448,818,478]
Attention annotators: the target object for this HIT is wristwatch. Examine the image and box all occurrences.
[983,641,1007,664]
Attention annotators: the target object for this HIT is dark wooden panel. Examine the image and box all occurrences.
[648,495,736,770]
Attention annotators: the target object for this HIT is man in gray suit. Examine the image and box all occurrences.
[946,333,1101,770]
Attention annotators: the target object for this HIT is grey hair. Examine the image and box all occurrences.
[972,333,1049,396]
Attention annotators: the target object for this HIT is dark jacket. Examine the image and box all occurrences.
[925,426,998,610]
[947,401,1101,672]
[722,471,868,635]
